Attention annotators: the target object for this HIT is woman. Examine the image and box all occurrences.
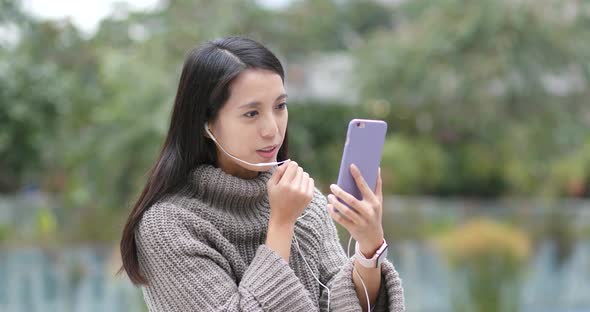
[119,36,405,311]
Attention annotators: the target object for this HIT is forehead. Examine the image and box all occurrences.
[225,69,285,108]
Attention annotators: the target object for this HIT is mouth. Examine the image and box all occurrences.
[256,145,279,159]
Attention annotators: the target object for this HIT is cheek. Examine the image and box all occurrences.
[238,129,257,149]
[220,124,257,153]
[279,113,288,135]
[215,121,239,143]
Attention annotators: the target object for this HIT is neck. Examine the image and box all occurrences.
[189,164,274,211]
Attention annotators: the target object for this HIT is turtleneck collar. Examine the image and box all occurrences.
[189,164,275,210]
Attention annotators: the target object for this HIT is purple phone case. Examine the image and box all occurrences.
[336,119,387,205]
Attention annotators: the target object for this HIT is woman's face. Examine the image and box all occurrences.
[208,68,288,179]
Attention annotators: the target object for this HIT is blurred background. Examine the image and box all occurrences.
[1,0,590,311]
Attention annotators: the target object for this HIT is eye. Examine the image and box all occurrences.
[244,110,259,118]
[276,102,287,110]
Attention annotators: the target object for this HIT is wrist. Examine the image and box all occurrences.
[268,217,295,231]
[267,219,295,242]
[354,239,389,268]
[265,222,294,262]
[358,237,385,258]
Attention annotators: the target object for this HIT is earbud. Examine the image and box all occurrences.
[204,123,212,138]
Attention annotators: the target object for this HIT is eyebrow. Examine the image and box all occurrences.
[237,94,288,109]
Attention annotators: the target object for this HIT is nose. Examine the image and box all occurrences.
[259,115,278,139]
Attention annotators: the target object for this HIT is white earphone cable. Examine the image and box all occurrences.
[348,235,371,312]
[204,123,370,311]
[293,213,371,312]
[204,123,289,167]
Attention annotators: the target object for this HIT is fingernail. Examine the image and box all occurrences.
[330,184,336,191]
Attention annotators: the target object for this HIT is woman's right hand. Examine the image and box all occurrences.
[266,160,314,227]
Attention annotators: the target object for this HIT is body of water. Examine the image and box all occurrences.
[1,241,589,311]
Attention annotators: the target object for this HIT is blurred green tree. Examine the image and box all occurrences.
[355,0,590,196]
[3,0,590,243]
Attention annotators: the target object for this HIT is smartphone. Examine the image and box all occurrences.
[336,119,387,207]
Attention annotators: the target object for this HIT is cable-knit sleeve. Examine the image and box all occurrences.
[314,189,406,312]
[135,202,317,312]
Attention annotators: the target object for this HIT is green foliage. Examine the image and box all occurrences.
[546,139,590,197]
[2,0,590,243]
[0,0,26,24]
[381,136,447,194]
[0,52,74,192]
[0,223,13,243]
[355,0,590,196]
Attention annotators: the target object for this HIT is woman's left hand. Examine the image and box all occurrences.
[327,164,385,256]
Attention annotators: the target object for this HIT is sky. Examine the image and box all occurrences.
[22,0,291,34]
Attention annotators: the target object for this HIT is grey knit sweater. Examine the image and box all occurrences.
[135,164,405,311]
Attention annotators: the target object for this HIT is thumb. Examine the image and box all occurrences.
[268,160,290,185]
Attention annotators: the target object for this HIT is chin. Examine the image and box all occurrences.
[253,166,273,172]
[241,162,275,172]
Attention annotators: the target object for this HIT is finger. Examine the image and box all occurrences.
[376,167,383,202]
[293,166,304,186]
[328,194,362,224]
[301,171,310,192]
[329,184,363,211]
[279,161,299,184]
[307,175,314,196]
[269,160,290,185]
[327,203,354,229]
[350,164,376,201]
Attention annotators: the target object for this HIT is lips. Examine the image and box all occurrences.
[257,145,278,152]
[256,145,278,159]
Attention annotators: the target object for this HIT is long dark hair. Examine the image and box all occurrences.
[119,36,288,285]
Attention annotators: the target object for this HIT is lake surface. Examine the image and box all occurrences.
[2,195,590,311]
[1,241,589,312]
